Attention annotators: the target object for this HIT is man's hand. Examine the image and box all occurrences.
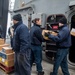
[44,32,50,37]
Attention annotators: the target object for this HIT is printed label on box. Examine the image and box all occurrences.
[2,58,5,62]
[5,61,8,66]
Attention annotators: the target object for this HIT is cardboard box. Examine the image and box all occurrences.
[0,44,9,51]
[0,57,2,61]
[0,52,14,60]
[0,39,5,45]
[0,58,14,67]
[42,30,58,40]
[70,32,75,36]
[70,28,75,36]
[2,47,13,54]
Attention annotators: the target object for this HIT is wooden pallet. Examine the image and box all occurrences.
[0,63,14,74]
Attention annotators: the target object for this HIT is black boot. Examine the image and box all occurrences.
[50,72,53,75]
[38,71,44,75]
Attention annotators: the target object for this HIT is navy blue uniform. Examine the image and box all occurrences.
[30,24,43,45]
[49,25,71,75]
[13,21,31,75]
[49,25,71,48]
[30,24,43,72]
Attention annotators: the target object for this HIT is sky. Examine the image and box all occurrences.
[9,0,15,11]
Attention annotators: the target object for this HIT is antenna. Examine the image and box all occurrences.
[46,23,52,29]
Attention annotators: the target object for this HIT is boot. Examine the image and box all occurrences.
[50,72,53,75]
[38,71,44,75]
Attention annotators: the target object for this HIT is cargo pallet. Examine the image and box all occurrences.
[0,63,14,74]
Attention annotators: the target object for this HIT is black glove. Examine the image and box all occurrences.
[44,32,50,37]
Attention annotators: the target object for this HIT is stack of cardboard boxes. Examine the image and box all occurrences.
[0,39,14,73]
[0,39,9,50]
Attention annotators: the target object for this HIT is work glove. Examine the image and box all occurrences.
[44,32,50,37]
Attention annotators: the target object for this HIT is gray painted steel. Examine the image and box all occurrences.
[14,0,72,16]
[13,0,75,28]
